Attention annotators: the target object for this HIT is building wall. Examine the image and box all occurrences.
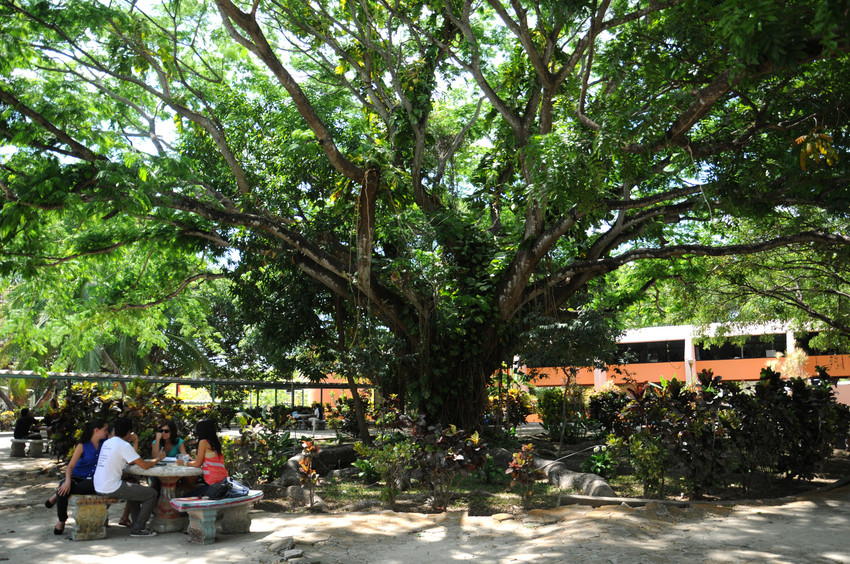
[303,379,356,407]
[527,324,850,405]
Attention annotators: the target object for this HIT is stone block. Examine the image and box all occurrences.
[283,548,304,560]
[269,537,296,554]
[70,496,113,541]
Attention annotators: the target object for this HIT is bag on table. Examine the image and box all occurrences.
[224,477,250,498]
[205,478,232,500]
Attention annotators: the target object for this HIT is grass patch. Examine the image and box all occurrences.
[310,471,562,515]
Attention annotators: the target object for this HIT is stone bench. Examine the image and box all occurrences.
[69,495,119,541]
[170,490,263,544]
[10,438,44,457]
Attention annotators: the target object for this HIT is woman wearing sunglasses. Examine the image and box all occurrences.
[152,420,187,459]
[148,420,190,495]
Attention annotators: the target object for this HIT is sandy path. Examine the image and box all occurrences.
[3,431,850,564]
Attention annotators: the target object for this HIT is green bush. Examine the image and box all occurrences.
[581,445,615,477]
[627,431,668,497]
[354,437,414,507]
[610,367,850,498]
[536,386,593,442]
[225,424,296,485]
[351,457,380,484]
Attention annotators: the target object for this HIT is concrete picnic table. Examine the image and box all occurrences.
[126,462,202,533]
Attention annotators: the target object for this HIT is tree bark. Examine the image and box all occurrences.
[0,387,15,411]
[34,381,56,410]
[334,296,372,444]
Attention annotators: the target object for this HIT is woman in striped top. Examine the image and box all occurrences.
[177,418,228,496]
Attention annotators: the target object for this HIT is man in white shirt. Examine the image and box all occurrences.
[93,417,165,537]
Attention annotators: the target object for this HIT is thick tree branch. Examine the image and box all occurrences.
[110,273,226,312]
[215,0,366,184]
[523,231,850,312]
[0,85,104,163]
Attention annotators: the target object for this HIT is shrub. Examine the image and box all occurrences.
[480,425,519,449]
[487,388,535,429]
[627,431,668,497]
[536,385,593,442]
[353,437,414,507]
[351,457,380,484]
[506,443,544,507]
[328,394,370,437]
[587,388,629,434]
[373,394,404,435]
[298,439,322,508]
[404,415,489,511]
[0,411,15,431]
[480,454,503,484]
[581,445,615,477]
[47,381,211,459]
[49,383,129,458]
[610,367,850,498]
[225,423,296,485]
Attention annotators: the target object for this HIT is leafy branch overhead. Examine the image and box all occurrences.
[0,0,849,425]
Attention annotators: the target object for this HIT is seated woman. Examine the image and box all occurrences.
[152,420,187,459]
[149,420,188,493]
[176,418,228,497]
[45,419,108,535]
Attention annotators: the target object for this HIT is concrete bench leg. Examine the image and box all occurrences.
[186,508,218,544]
[70,498,109,541]
[10,441,25,457]
[220,504,252,535]
[28,440,44,457]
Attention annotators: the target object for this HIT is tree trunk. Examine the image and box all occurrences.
[343,371,372,444]
[420,362,491,430]
[34,381,57,410]
[0,387,15,411]
[334,296,372,444]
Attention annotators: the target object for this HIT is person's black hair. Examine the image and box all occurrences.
[20,407,30,417]
[112,417,133,438]
[80,419,106,444]
[160,420,180,447]
[194,418,222,455]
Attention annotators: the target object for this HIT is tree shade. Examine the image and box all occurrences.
[0,0,848,426]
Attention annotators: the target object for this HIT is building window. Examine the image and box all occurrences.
[617,340,685,363]
[695,334,786,360]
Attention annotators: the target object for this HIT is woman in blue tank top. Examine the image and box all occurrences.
[45,419,108,535]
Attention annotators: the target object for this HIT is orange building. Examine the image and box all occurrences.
[528,323,850,405]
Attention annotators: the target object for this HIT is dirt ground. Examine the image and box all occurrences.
[3,431,850,563]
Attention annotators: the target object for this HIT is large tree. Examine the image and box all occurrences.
[1,0,849,426]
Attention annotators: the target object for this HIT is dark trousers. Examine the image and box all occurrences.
[100,481,158,534]
[56,476,96,522]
